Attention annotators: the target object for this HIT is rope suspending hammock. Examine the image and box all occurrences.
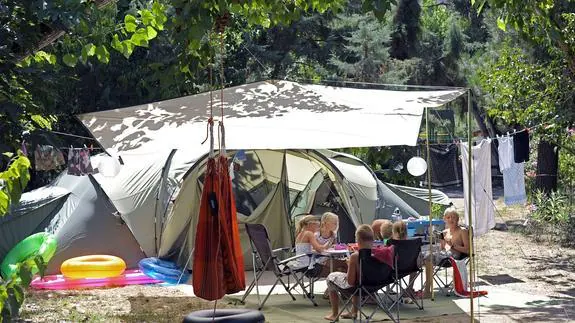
[192,15,246,302]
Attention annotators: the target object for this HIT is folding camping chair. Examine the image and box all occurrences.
[240,223,319,310]
[433,254,471,295]
[388,238,424,314]
[332,248,396,323]
[432,226,471,296]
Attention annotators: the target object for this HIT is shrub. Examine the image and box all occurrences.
[529,189,570,224]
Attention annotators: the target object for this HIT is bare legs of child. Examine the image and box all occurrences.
[324,289,358,321]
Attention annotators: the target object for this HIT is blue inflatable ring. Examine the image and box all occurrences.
[138,257,189,284]
[183,309,265,323]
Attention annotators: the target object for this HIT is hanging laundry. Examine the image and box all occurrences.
[513,130,530,163]
[67,148,94,176]
[461,139,495,237]
[422,144,462,187]
[21,141,28,157]
[498,136,527,206]
[34,145,65,171]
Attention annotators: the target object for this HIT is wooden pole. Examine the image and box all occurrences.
[467,90,476,322]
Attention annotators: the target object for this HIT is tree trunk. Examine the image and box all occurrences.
[536,140,559,194]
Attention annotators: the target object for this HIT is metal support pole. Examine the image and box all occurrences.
[425,107,434,301]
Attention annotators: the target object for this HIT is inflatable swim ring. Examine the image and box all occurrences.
[1,232,58,279]
[61,255,126,279]
[30,269,162,290]
[138,257,189,284]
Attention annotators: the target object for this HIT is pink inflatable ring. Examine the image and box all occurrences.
[30,269,162,290]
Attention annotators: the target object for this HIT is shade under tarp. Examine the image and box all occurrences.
[78,81,466,160]
[384,182,451,217]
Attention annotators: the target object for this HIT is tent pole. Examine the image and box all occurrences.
[467,89,475,322]
[154,149,177,256]
[425,107,434,301]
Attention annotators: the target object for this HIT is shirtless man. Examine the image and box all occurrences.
[412,208,470,299]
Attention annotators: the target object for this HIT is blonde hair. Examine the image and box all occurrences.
[392,221,407,240]
[320,212,339,230]
[355,224,374,243]
[296,215,319,236]
[371,219,389,240]
[380,220,393,240]
[443,207,459,222]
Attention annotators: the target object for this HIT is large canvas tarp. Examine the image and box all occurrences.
[78,80,466,160]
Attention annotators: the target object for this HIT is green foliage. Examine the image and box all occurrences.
[329,13,393,82]
[0,154,31,216]
[472,0,575,75]
[389,0,421,59]
[530,189,570,224]
[431,203,447,220]
[169,0,397,74]
[0,153,32,322]
[558,135,575,199]
[0,256,48,322]
[63,1,168,65]
[476,42,575,143]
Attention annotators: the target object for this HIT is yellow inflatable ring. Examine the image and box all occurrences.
[61,255,126,279]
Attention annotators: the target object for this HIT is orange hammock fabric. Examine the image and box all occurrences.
[193,154,245,301]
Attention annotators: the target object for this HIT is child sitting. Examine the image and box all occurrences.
[324,224,374,321]
[379,219,393,244]
[315,212,347,276]
[392,220,408,240]
[292,215,332,270]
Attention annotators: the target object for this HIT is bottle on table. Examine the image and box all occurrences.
[392,207,401,222]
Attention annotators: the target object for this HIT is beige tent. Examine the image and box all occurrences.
[157,149,449,269]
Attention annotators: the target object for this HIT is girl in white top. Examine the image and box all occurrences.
[315,212,348,276]
[315,212,339,245]
[292,215,332,269]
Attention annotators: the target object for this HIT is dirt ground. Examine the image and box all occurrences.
[18,199,575,322]
[20,285,232,322]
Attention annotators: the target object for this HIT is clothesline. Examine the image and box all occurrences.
[421,115,560,148]
[38,129,99,141]
[58,147,105,150]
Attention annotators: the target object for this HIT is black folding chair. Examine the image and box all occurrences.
[240,223,318,309]
[388,238,424,317]
[332,248,396,323]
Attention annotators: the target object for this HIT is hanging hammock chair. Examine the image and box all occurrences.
[192,20,245,301]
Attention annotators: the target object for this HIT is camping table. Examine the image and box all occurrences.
[323,249,350,272]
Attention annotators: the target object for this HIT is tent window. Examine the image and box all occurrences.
[232,179,273,216]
